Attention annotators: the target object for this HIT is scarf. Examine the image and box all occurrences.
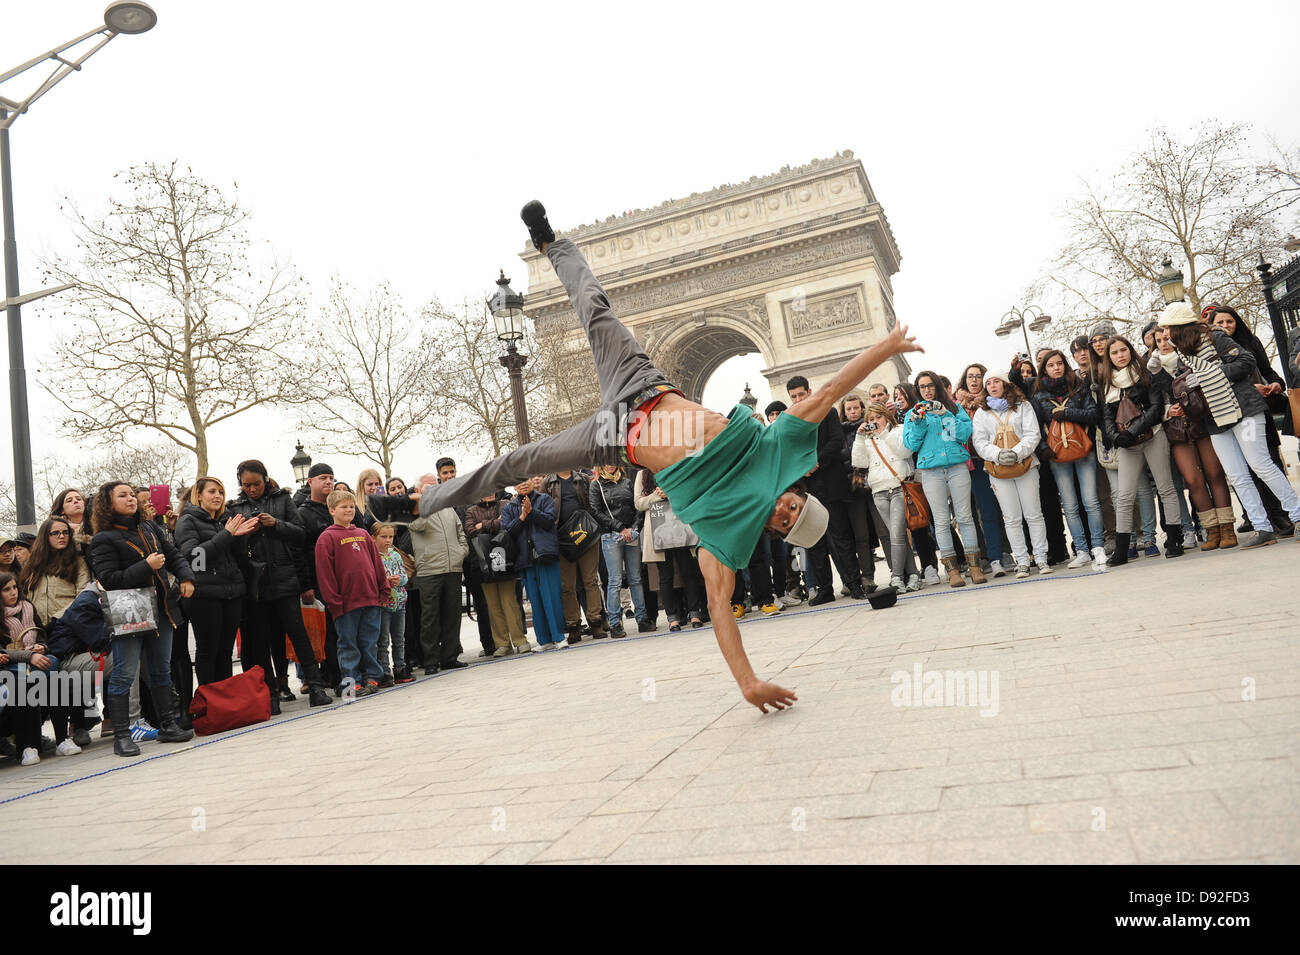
[1039,375,1068,396]
[1185,338,1242,427]
[1105,364,1138,403]
[3,600,38,649]
[986,397,1009,412]
[1157,351,1181,376]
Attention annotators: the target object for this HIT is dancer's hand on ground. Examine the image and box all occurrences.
[743,679,798,714]
[888,322,923,357]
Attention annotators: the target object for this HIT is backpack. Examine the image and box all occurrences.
[983,410,1034,479]
[1046,399,1094,463]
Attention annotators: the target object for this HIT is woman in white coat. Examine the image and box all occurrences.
[972,372,1053,578]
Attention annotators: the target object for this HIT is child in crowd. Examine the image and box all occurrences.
[315,490,388,696]
[370,522,413,686]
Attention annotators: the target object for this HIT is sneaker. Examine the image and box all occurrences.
[477,649,492,658]
[922,565,941,587]
[520,200,557,251]
[531,643,552,653]
[988,560,1006,578]
[637,619,657,633]
[363,681,380,696]
[839,585,851,597]
[732,603,747,619]
[20,747,39,766]
[129,719,159,743]
[906,574,921,592]
[890,575,905,590]
[761,603,782,616]
[1015,564,1031,579]
[394,667,415,684]
[54,738,82,757]
[73,727,93,748]
[778,592,802,607]
[1143,543,1160,558]
[1127,543,1139,560]
[1037,559,1054,576]
[1241,530,1278,549]
[377,673,395,689]
[492,647,508,657]
[551,641,568,650]
[1182,530,1199,549]
[624,608,635,620]
[1067,552,1092,569]
[1091,546,1108,572]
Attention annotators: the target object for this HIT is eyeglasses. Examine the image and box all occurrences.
[48,530,71,538]
[1089,336,1108,344]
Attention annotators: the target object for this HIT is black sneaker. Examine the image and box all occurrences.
[609,627,627,639]
[637,620,657,633]
[521,200,556,251]
[442,660,468,670]
[808,589,835,607]
[377,673,395,688]
[423,666,440,677]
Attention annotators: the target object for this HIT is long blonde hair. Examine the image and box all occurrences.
[355,468,382,515]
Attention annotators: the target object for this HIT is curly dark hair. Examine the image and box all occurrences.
[91,481,135,534]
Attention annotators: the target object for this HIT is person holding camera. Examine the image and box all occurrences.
[851,402,915,590]
[502,476,567,650]
[464,491,529,656]
[973,373,1053,578]
[902,371,986,588]
[591,464,652,636]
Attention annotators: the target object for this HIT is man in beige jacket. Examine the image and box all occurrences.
[410,473,469,675]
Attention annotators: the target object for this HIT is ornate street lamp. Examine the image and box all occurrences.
[994,305,1051,360]
[1157,258,1186,305]
[0,3,158,531]
[489,270,530,446]
[290,441,312,484]
[739,383,758,411]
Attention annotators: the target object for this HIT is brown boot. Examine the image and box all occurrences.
[941,556,966,588]
[1216,507,1238,548]
[968,552,987,584]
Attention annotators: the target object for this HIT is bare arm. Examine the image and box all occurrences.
[791,323,923,425]
[699,548,798,714]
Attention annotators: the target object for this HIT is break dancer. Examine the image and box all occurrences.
[419,202,923,713]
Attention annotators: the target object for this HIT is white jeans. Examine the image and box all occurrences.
[1209,413,1300,531]
[989,467,1048,566]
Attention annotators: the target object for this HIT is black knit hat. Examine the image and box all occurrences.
[307,463,334,479]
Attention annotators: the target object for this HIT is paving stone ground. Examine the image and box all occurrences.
[2,538,1297,864]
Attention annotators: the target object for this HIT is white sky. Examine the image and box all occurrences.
[2,0,1298,503]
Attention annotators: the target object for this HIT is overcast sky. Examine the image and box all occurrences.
[2,0,1297,504]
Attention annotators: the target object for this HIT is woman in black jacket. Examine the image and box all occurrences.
[838,393,881,591]
[175,477,257,689]
[90,481,196,757]
[1163,305,1300,547]
[591,465,651,636]
[1031,350,1107,569]
[227,460,333,708]
[1098,336,1186,565]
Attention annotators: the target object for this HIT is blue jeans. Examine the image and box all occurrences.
[968,464,1004,563]
[106,614,174,697]
[918,464,979,558]
[601,532,646,623]
[522,562,566,644]
[335,606,382,687]
[379,608,406,675]
[1050,458,1106,553]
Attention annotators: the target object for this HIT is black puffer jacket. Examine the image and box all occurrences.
[297,499,340,593]
[590,472,638,534]
[174,504,248,601]
[1101,375,1166,450]
[228,485,308,600]
[90,512,195,632]
[1031,375,1101,455]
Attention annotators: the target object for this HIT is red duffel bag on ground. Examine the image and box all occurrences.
[188,665,272,736]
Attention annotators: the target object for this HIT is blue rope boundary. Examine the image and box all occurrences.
[0,567,1107,806]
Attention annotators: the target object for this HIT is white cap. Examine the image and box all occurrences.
[784,493,829,548]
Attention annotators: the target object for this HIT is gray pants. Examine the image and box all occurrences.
[872,487,910,578]
[1116,429,1182,534]
[422,239,672,514]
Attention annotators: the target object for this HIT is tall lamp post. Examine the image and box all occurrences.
[994,305,1053,361]
[290,441,312,485]
[489,270,530,446]
[1,2,158,531]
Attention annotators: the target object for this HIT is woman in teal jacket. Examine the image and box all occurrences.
[901,370,985,587]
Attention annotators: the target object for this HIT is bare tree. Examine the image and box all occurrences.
[0,482,16,532]
[298,281,436,478]
[34,442,192,510]
[39,161,312,478]
[1258,138,1300,223]
[1033,122,1291,349]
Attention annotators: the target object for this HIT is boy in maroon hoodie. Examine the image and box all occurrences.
[315,490,389,696]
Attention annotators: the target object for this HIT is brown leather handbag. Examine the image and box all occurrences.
[870,435,930,531]
[1116,393,1154,445]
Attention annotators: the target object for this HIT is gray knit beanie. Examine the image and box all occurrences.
[1089,319,1118,340]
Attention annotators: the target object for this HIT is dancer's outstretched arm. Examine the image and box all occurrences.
[699,548,797,714]
[790,323,923,426]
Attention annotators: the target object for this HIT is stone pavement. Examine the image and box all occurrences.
[1,541,1297,864]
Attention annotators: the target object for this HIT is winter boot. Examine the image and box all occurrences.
[967,552,987,585]
[151,686,194,744]
[1215,507,1238,548]
[107,694,140,757]
[1108,533,1131,567]
[301,659,333,707]
[1162,524,1185,558]
[1197,510,1220,551]
[941,556,966,588]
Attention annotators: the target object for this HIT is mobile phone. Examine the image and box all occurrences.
[149,485,171,515]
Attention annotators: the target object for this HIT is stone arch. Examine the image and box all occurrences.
[649,314,775,404]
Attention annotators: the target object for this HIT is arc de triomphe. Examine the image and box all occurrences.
[520,150,907,422]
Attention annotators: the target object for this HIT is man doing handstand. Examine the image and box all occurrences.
[419,202,924,713]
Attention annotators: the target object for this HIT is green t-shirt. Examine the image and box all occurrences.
[654,405,818,570]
